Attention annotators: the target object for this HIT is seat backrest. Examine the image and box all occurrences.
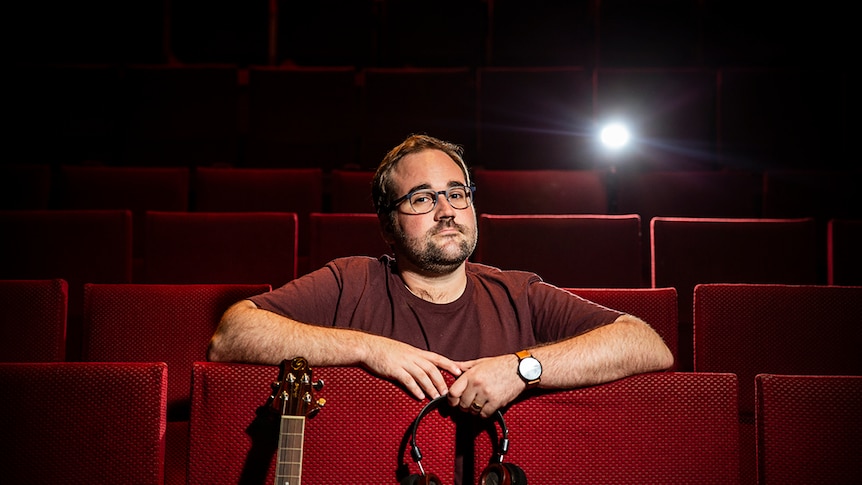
[308,213,391,271]
[188,363,455,485]
[0,362,167,485]
[82,283,270,417]
[0,279,68,362]
[143,211,297,285]
[756,374,862,485]
[59,165,190,262]
[652,216,821,371]
[0,210,133,360]
[192,167,323,264]
[828,218,862,285]
[477,372,738,484]
[693,284,862,416]
[476,214,643,288]
[329,169,375,213]
[564,287,678,369]
[472,168,609,214]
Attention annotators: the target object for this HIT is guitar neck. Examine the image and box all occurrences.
[275,415,306,485]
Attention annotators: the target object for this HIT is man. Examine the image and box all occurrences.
[208,134,673,418]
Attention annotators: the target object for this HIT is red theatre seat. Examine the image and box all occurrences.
[565,287,678,369]
[0,209,133,361]
[82,283,270,485]
[694,283,862,485]
[756,374,862,485]
[651,216,821,372]
[0,362,167,485]
[329,169,375,213]
[476,214,643,288]
[188,363,455,485]
[483,372,739,484]
[0,279,68,362]
[143,211,297,285]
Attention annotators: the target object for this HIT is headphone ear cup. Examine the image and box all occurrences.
[479,463,510,485]
[400,474,421,485]
[503,463,527,485]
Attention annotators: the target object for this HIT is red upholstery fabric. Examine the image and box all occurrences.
[693,284,862,415]
[472,168,609,214]
[651,216,821,372]
[564,287,678,369]
[476,214,643,288]
[695,284,862,485]
[828,218,862,285]
[0,362,167,485]
[756,374,862,485]
[329,169,375,213]
[82,283,270,414]
[481,372,739,484]
[82,283,270,485]
[192,167,323,261]
[0,279,68,362]
[189,363,456,485]
[476,68,593,170]
[143,211,297,285]
[308,213,391,270]
[0,210,133,361]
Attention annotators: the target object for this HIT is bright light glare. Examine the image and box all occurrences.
[600,123,630,149]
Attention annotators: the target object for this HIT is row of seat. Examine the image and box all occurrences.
[2,279,860,483]
[5,165,858,219]
[2,362,859,485]
[9,65,851,169]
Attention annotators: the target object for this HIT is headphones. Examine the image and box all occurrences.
[400,396,527,485]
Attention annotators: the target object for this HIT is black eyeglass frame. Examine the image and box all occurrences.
[387,184,476,214]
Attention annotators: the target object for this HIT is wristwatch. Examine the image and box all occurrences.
[515,350,542,388]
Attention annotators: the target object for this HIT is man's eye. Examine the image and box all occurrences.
[412,194,433,204]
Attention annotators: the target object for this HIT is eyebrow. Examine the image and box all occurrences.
[405,181,467,194]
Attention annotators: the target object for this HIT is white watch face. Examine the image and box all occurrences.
[519,357,542,381]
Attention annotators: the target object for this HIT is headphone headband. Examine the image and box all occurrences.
[409,396,510,464]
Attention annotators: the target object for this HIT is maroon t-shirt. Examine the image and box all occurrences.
[250,255,622,361]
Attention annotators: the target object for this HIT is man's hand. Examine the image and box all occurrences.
[445,354,524,418]
[361,336,462,401]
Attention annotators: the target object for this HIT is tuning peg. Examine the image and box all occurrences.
[313,379,324,391]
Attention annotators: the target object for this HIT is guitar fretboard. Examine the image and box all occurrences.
[275,415,305,485]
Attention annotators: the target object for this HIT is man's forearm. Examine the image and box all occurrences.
[207,300,371,366]
[532,315,674,389]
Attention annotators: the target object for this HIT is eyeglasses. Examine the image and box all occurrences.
[389,184,476,214]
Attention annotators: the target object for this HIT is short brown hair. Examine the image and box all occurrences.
[371,134,471,217]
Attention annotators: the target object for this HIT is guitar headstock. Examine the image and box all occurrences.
[270,357,325,417]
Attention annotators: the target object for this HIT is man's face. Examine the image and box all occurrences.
[386,149,478,274]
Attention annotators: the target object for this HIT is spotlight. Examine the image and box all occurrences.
[600,122,630,149]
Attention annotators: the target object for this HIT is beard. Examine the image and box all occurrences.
[394,218,478,274]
